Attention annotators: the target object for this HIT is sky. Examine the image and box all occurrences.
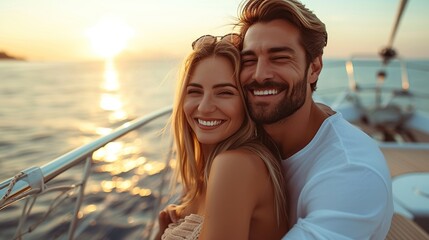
[0,0,428,61]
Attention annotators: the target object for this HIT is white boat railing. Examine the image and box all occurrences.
[0,106,173,239]
[345,55,410,95]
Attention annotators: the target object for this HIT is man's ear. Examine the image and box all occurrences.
[307,55,323,84]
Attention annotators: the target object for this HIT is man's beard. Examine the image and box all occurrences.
[246,74,308,125]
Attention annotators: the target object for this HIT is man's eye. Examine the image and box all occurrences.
[272,56,291,61]
[242,59,256,66]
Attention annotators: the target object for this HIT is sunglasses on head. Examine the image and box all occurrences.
[191,33,241,50]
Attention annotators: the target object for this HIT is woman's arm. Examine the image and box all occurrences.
[199,149,267,240]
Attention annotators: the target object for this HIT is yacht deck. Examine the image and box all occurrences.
[383,148,429,177]
[354,120,429,238]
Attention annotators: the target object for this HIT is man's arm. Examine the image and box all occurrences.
[283,165,393,239]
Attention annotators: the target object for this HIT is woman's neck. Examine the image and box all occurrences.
[201,144,215,160]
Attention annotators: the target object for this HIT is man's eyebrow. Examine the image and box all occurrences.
[268,46,295,54]
[241,50,254,57]
[241,46,295,56]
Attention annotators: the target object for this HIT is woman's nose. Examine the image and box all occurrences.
[198,94,216,113]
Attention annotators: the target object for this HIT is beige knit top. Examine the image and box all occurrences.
[161,214,204,240]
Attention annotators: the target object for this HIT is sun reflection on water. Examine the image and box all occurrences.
[100,93,123,111]
[95,127,113,136]
[93,141,124,162]
[98,177,154,196]
[137,161,166,176]
[78,204,98,219]
[100,60,128,122]
[91,138,168,196]
[103,61,120,91]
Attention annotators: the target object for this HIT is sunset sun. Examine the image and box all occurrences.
[87,17,135,59]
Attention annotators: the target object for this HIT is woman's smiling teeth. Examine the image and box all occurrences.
[198,119,222,127]
[253,89,279,96]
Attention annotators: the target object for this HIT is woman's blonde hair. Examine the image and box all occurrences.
[171,38,287,224]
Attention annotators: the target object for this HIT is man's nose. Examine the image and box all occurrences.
[253,59,274,83]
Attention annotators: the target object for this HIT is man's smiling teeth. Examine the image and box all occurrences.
[253,89,278,96]
[198,119,222,126]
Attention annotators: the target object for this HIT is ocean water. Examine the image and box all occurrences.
[0,59,181,239]
[0,58,428,239]
[0,59,180,177]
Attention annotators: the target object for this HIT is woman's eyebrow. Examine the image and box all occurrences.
[187,83,238,89]
[187,83,202,88]
[213,83,238,89]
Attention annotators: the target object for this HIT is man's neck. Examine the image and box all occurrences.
[264,100,330,159]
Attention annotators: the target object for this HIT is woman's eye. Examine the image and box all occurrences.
[187,89,201,94]
[217,88,238,96]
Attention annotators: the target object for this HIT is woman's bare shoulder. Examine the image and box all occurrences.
[211,148,268,179]
[203,147,276,232]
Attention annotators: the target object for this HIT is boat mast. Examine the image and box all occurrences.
[379,0,409,65]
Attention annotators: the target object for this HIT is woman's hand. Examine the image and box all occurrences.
[154,204,179,240]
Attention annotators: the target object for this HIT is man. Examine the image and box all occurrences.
[237,0,393,239]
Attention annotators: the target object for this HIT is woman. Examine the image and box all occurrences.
[155,34,288,240]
